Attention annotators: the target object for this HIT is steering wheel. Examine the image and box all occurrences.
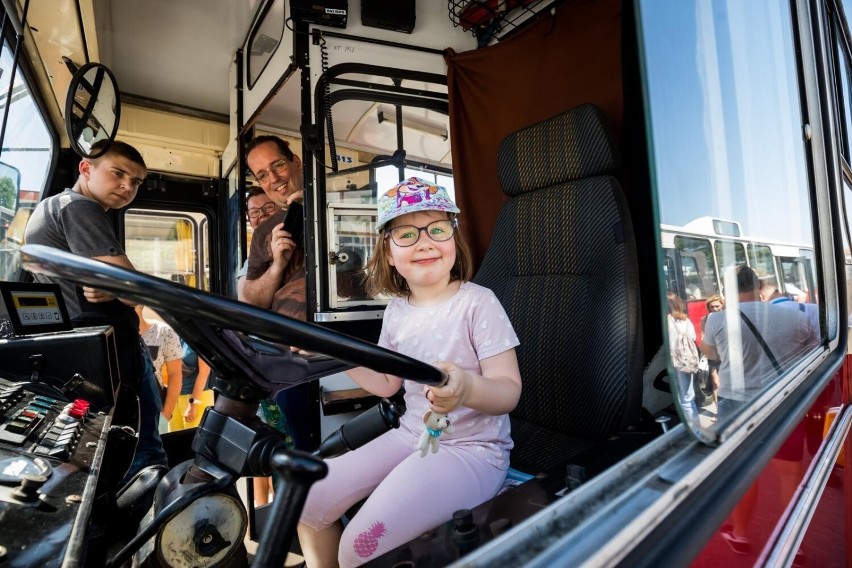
[19,245,447,392]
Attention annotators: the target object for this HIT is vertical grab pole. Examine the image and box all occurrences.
[0,0,27,160]
[251,449,328,568]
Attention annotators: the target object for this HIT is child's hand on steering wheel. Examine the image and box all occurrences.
[424,361,471,414]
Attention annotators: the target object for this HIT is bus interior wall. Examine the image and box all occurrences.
[448,0,662,361]
[447,0,623,270]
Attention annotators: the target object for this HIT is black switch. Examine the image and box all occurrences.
[451,508,479,553]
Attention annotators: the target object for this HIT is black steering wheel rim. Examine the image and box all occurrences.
[20,244,446,387]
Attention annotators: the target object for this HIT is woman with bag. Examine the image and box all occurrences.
[667,292,700,423]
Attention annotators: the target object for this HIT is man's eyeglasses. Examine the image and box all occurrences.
[385,219,457,247]
[247,202,277,219]
[253,159,291,185]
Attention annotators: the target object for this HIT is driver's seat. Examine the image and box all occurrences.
[474,103,643,474]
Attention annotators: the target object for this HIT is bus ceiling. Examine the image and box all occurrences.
[8,1,492,164]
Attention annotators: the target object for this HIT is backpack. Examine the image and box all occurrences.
[672,319,700,373]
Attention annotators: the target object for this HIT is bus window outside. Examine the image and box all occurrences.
[0,38,54,281]
[641,1,823,433]
[746,244,777,282]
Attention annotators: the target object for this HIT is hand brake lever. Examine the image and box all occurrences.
[314,398,402,459]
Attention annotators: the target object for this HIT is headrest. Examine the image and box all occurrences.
[497,103,620,198]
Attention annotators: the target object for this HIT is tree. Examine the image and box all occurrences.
[0,176,16,209]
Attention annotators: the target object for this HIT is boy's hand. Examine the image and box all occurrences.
[82,286,117,303]
[424,361,471,414]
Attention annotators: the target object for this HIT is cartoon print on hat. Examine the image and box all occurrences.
[376,177,460,232]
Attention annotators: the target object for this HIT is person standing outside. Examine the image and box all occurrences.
[24,140,168,477]
[135,305,182,432]
[701,265,818,415]
[168,339,214,431]
[666,292,700,423]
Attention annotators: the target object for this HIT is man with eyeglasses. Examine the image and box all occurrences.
[240,135,307,320]
[236,186,277,299]
[240,136,313,499]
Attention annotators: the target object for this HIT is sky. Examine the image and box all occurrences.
[640,0,813,246]
[0,45,54,202]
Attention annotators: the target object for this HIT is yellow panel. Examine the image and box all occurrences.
[120,105,230,149]
[117,105,231,176]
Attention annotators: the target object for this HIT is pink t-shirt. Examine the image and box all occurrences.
[379,281,520,469]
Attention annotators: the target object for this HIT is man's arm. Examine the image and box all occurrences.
[239,262,284,307]
[700,341,720,362]
[240,223,297,308]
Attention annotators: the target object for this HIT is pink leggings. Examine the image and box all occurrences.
[300,426,507,567]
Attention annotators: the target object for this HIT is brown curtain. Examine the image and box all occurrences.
[446,0,623,268]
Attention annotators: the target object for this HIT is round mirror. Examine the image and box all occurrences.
[64,63,121,159]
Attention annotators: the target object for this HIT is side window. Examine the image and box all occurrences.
[0,39,54,280]
[247,0,284,88]
[319,81,452,316]
[124,209,210,291]
[640,1,822,434]
[833,1,852,325]
[713,240,747,284]
[780,256,813,302]
[673,236,718,299]
[747,244,777,281]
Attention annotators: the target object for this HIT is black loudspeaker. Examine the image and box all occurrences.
[290,0,348,29]
[361,0,416,33]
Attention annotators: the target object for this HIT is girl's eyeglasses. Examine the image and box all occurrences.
[385,219,457,247]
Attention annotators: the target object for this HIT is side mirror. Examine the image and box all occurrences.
[64,63,121,159]
[0,160,20,213]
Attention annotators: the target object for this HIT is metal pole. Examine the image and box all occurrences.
[251,449,327,568]
[0,0,28,160]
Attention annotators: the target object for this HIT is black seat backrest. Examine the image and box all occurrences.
[474,104,643,473]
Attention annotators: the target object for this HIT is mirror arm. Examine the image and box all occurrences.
[61,56,79,75]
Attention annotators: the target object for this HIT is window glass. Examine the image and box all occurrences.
[320,94,452,314]
[125,209,211,433]
[747,244,777,280]
[640,1,820,434]
[0,40,54,280]
[326,207,386,309]
[125,209,210,291]
[780,256,814,303]
[713,240,747,280]
[836,36,852,161]
[247,0,284,88]
[843,184,852,322]
[674,236,718,301]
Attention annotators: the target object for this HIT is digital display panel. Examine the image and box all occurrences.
[15,296,52,308]
[0,283,72,335]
